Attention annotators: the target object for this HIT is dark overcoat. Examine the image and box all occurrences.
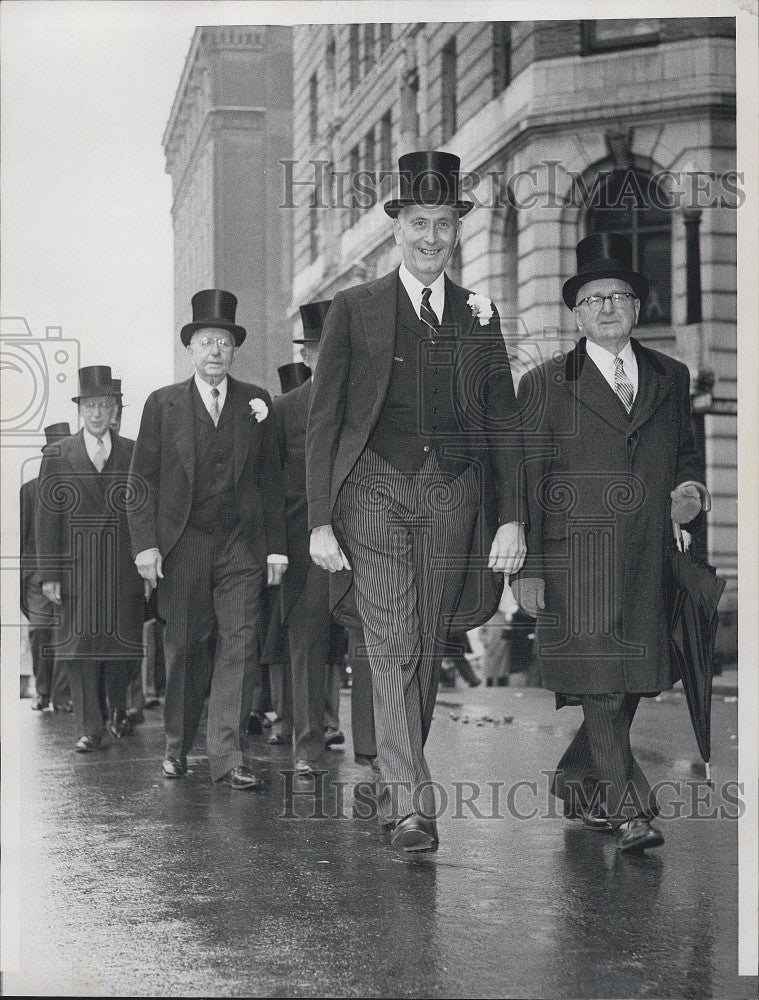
[127,375,287,566]
[35,432,145,661]
[515,337,702,695]
[305,267,523,630]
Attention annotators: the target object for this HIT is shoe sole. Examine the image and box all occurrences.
[391,829,438,852]
[619,832,665,852]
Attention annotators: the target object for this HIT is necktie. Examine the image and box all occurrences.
[614,357,634,414]
[210,387,220,426]
[93,437,106,472]
[420,287,440,341]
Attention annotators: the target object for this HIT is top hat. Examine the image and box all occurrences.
[562,232,649,309]
[110,378,123,397]
[384,151,474,218]
[180,289,247,347]
[278,361,312,394]
[72,366,119,402]
[41,422,71,452]
[293,300,332,344]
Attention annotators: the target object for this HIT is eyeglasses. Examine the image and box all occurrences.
[576,292,636,310]
[194,337,234,351]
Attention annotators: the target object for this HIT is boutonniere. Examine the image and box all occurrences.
[248,398,269,422]
[467,292,494,326]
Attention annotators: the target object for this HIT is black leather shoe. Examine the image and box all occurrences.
[53,700,74,713]
[268,731,291,745]
[616,817,664,852]
[127,708,146,725]
[108,709,131,739]
[143,697,160,709]
[31,695,50,711]
[75,735,102,753]
[218,765,262,790]
[579,809,614,833]
[324,727,345,747]
[390,813,439,853]
[246,712,266,735]
[162,755,187,778]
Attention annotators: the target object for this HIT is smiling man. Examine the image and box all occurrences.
[513,233,707,853]
[306,151,525,852]
[128,290,287,789]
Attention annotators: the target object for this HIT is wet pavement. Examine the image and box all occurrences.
[4,685,755,998]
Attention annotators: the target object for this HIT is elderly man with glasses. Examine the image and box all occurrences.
[128,290,287,788]
[512,233,707,853]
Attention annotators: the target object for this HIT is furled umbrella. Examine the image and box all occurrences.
[668,524,726,784]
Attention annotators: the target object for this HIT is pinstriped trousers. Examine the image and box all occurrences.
[336,448,479,823]
[551,693,657,823]
[159,523,263,781]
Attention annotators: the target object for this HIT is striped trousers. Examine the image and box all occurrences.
[551,693,657,823]
[336,448,479,823]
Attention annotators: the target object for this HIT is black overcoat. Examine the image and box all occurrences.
[515,337,702,694]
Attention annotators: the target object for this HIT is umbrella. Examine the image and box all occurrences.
[668,525,726,784]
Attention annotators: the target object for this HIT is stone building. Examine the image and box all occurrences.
[163,25,293,391]
[289,17,737,590]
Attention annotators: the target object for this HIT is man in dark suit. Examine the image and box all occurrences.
[307,152,525,851]
[512,233,707,852]
[128,290,287,789]
[20,423,73,713]
[275,305,376,776]
[36,368,145,752]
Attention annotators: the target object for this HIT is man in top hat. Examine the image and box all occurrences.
[275,303,376,775]
[36,368,145,751]
[306,152,525,851]
[20,423,73,712]
[128,289,287,788]
[512,232,707,852]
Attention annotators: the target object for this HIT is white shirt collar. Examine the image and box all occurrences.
[399,262,446,323]
[585,337,638,395]
[82,426,112,462]
[194,373,228,412]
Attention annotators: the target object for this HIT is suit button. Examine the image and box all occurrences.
[423,446,430,452]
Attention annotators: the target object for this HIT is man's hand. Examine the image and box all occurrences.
[135,548,163,595]
[670,482,703,525]
[41,581,62,606]
[310,524,351,573]
[511,577,545,617]
[267,555,288,587]
[488,522,526,575]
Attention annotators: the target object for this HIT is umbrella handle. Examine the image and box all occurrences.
[677,479,712,513]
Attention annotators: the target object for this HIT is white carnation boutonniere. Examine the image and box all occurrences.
[248,398,269,423]
[467,292,494,326]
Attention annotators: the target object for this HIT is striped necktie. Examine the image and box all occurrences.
[420,287,440,341]
[92,436,106,472]
[614,357,634,413]
[210,387,220,426]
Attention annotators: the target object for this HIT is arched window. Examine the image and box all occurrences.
[584,168,671,326]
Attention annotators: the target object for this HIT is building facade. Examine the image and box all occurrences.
[289,18,737,589]
[164,25,294,391]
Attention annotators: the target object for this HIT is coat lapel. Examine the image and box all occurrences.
[445,277,475,341]
[359,268,398,401]
[628,339,672,433]
[229,377,253,483]
[564,338,631,436]
[168,378,196,487]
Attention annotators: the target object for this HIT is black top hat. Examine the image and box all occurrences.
[278,361,312,394]
[72,366,118,403]
[180,289,247,347]
[110,378,122,397]
[293,300,332,344]
[384,151,474,218]
[42,422,71,452]
[562,232,649,309]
